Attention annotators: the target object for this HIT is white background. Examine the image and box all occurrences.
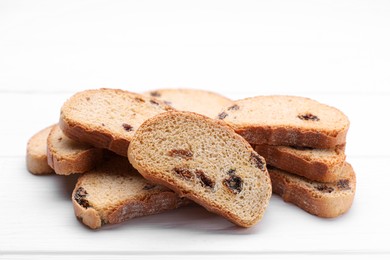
[1,0,390,259]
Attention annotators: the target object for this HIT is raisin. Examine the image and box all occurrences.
[74,187,90,209]
[195,170,214,188]
[298,113,320,121]
[337,179,350,190]
[135,97,145,103]
[173,167,193,179]
[227,168,236,176]
[101,123,105,126]
[218,111,228,120]
[150,99,160,106]
[86,97,90,101]
[143,183,157,190]
[315,184,334,193]
[58,137,63,142]
[168,149,193,160]
[250,152,266,171]
[122,123,133,131]
[223,175,243,194]
[149,91,161,97]
[227,104,239,111]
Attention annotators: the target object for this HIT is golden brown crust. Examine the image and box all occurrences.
[48,147,103,175]
[254,144,346,182]
[235,125,348,149]
[269,163,356,218]
[59,116,130,157]
[26,125,55,175]
[47,125,104,175]
[108,192,189,224]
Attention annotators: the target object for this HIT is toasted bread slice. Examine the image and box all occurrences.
[128,111,272,227]
[59,88,174,156]
[269,163,356,218]
[144,88,233,118]
[26,125,55,175]
[47,124,104,175]
[217,96,349,149]
[72,156,190,229]
[254,144,346,182]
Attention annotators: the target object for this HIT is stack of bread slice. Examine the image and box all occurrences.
[216,96,356,218]
[27,88,272,229]
[26,88,355,230]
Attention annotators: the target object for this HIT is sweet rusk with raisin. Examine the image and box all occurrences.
[59,88,175,157]
[254,144,346,182]
[216,95,350,149]
[72,155,191,229]
[26,125,55,175]
[268,162,356,218]
[144,88,234,118]
[47,124,104,175]
[128,111,272,227]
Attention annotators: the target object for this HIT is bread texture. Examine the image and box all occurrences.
[128,111,272,227]
[26,125,55,175]
[268,163,356,218]
[254,144,346,182]
[144,88,233,118]
[72,156,189,229]
[217,96,350,149]
[47,124,104,175]
[59,88,174,157]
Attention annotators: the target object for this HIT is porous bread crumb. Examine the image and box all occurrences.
[128,111,272,227]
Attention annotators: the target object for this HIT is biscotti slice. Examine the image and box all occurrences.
[128,111,272,227]
[144,88,233,118]
[47,124,104,175]
[72,156,189,229]
[59,88,174,157]
[254,144,346,182]
[26,125,55,175]
[217,96,350,149]
[268,163,356,218]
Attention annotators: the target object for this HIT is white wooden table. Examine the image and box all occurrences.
[1,1,389,259]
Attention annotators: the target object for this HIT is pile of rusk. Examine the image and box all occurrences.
[27,88,355,229]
